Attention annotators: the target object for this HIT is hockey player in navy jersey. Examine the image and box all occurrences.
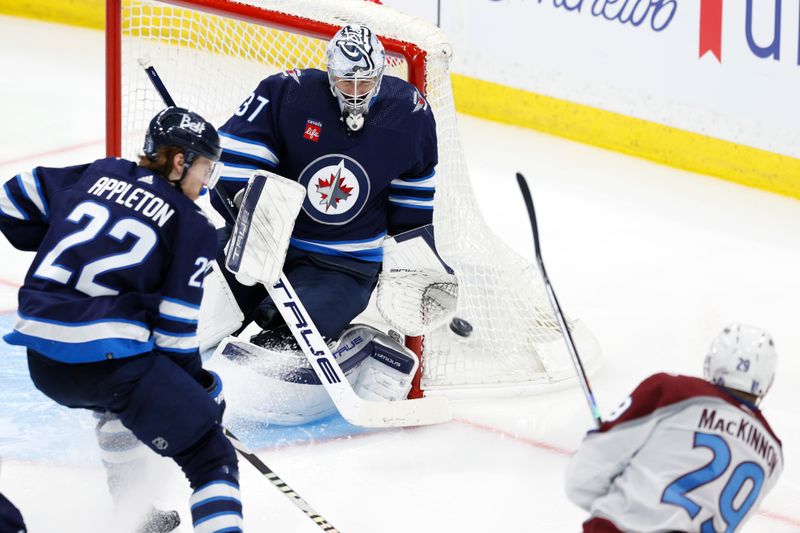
[0,491,26,533]
[211,24,441,344]
[0,108,243,533]
[565,324,783,533]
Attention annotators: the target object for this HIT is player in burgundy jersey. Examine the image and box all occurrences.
[566,324,782,532]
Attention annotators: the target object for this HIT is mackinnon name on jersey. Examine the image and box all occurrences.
[698,408,779,476]
[88,177,175,227]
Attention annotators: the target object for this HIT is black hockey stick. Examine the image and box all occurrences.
[224,428,340,532]
[140,58,341,531]
[137,57,239,222]
[516,172,603,428]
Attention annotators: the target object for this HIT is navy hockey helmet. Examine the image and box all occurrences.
[326,25,386,132]
[143,107,222,185]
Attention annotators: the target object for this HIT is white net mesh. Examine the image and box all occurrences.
[114,0,601,394]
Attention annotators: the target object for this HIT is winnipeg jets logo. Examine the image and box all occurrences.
[412,89,428,113]
[315,160,353,211]
[336,26,375,70]
[282,68,302,84]
[298,154,370,225]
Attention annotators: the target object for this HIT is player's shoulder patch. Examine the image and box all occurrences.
[281,68,303,84]
[411,87,429,113]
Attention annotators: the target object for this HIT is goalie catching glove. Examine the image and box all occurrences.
[224,169,305,287]
[377,224,458,336]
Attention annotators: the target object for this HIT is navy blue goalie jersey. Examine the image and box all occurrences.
[213,68,438,266]
[0,158,217,363]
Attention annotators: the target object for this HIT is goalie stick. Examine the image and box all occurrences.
[140,59,451,428]
[516,172,603,428]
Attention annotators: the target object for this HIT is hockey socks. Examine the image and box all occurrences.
[189,472,243,533]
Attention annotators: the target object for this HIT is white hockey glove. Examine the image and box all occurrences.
[224,169,306,287]
[377,224,458,336]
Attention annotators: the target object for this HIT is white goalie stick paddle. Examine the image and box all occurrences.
[267,275,453,427]
[224,428,339,532]
[516,172,603,428]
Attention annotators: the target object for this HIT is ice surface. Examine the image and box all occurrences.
[0,14,798,533]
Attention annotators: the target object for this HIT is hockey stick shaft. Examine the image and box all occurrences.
[516,172,603,428]
[223,428,340,532]
[137,57,239,221]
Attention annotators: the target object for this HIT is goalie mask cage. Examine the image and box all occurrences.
[106,0,601,397]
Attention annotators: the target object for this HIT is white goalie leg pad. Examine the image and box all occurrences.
[197,261,245,356]
[377,224,459,336]
[207,325,419,425]
[210,336,357,426]
[349,328,420,402]
[224,170,306,287]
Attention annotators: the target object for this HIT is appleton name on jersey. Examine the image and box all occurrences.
[0,158,216,363]
[214,68,437,269]
[566,373,783,532]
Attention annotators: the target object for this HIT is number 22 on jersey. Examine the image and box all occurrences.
[33,200,158,297]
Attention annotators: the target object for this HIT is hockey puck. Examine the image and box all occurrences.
[449,317,473,337]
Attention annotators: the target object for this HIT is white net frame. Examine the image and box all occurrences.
[107,0,601,396]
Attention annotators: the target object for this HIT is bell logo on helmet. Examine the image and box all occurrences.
[179,114,206,134]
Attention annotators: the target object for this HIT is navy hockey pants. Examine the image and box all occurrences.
[0,492,26,533]
[26,350,237,489]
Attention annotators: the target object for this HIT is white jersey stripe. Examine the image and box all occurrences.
[219,162,258,182]
[388,196,435,208]
[159,298,200,322]
[391,174,436,189]
[219,132,279,167]
[153,330,198,352]
[18,171,48,218]
[290,233,386,254]
[14,315,151,344]
[0,182,26,220]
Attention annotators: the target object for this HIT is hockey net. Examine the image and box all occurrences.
[107,0,601,396]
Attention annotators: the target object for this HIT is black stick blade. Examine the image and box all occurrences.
[516,172,542,259]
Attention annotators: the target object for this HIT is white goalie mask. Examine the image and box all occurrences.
[703,323,778,401]
[326,24,386,132]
